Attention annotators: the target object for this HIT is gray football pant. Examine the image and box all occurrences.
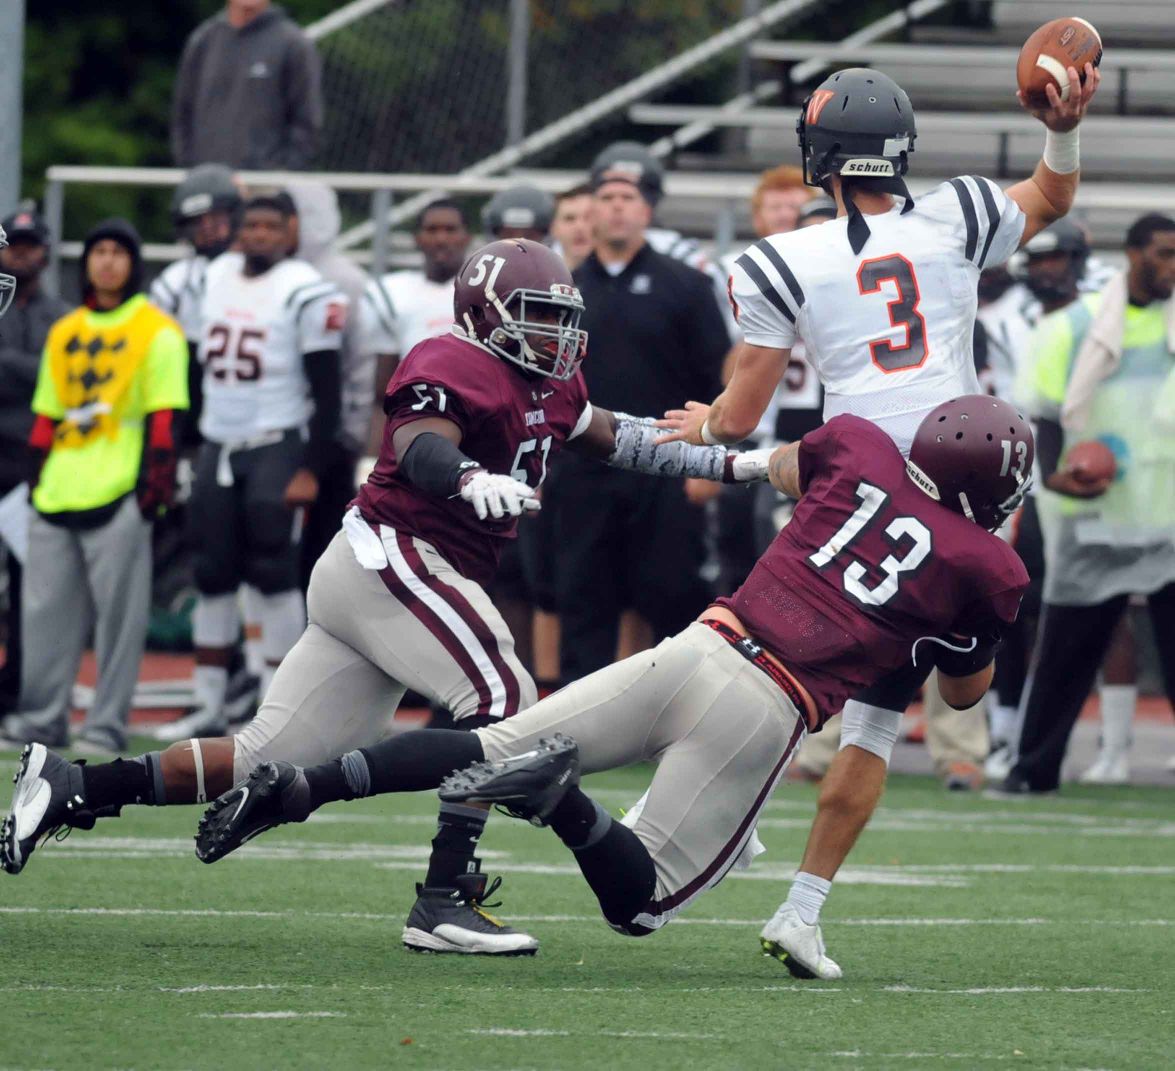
[11,497,151,747]
[234,528,535,781]
[477,622,807,930]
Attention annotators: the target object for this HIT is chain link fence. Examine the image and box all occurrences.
[314,0,746,174]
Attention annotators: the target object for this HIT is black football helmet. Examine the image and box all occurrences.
[1018,218,1090,305]
[453,238,587,381]
[797,68,917,253]
[482,185,555,240]
[0,224,14,320]
[907,395,1035,532]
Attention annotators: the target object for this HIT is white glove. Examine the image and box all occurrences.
[458,470,540,520]
[730,447,776,484]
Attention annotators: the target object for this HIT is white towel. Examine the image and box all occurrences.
[1062,271,1175,432]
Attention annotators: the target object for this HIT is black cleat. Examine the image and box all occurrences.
[438,733,579,826]
[402,867,538,956]
[195,761,311,863]
[2,743,113,875]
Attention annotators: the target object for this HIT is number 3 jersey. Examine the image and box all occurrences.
[717,416,1028,726]
[356,330,590,584]
[198,252,347,444]
[728,177,1025,455]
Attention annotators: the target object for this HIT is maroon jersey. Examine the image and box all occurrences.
[356,331,589,583]
[718,416,1028,725]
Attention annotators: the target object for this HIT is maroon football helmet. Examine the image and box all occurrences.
[453,238,587,381]
[906,395,1035,531]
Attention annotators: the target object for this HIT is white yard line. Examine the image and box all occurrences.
[197,1011,345,1019]
[468,1028,721,1040]
[2,906,1170,929]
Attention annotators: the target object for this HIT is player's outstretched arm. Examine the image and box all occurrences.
[1006,61,1101,244]
[654,342,789,446]
[392,417,538,520]
[568,403,772,483]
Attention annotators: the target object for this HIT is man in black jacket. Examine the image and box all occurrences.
[0,209,69,712]
[546,170,729,684]
[171,1,322,170]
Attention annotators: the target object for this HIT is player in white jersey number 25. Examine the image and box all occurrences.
[657,61,1100,979]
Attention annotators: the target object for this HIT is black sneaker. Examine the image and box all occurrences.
[983,771,1058,799]
[438,734,579,826]
[2,743,113,875]
[402,867,538,956]
[195,761,311,863]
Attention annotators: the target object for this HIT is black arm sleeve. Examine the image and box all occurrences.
[181,341,203,449]
[399,432,482,497]
[302,348,341,478]
[1035,417,1064,481]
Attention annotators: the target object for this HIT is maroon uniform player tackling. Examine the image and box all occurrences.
[4,239,770,958]
[193,394,1031,972]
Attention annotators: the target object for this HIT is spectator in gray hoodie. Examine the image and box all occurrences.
[0,207,69,712]
[286,181,373,585]
[171,0,323,170]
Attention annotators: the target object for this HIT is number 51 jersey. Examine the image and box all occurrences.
[198,251,347,444]
[728,177,1025,455]
[718,416,1028,727]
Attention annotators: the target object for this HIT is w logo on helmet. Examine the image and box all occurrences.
[806,90,836,126]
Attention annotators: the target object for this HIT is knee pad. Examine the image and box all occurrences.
[192,593,240,648]
[838,699,903,765]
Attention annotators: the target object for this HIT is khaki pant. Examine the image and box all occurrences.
[921,673,988,773]
[478,623,806,930]
[234,528,534,780]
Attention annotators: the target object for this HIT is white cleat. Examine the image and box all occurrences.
[759,903,842,980]
[984,742,1013,782]
[1078,751,1130,785]
[152,706,228,743]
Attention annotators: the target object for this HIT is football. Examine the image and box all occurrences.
[1065,438,1117,483]
[1016,17,1103,109]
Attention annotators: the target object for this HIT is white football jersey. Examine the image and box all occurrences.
[728,176,1025,454]
[198,252,347,443]
[150,255,208,343]
[360,270,455,359]
[978,283,1039,404]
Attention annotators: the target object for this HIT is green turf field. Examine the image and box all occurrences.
[2,740,1173,1071]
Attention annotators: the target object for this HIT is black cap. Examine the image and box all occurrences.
[81,217,144,302]
[590,141,665,205]
[797,196,838,226]
[1,205,50,246]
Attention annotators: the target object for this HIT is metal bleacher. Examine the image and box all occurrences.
[630,0,1175,251]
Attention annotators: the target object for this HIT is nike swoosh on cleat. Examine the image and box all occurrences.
[231,786,250,823]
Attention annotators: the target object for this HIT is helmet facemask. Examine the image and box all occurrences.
[474,283,587,381]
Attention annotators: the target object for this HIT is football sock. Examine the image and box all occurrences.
[193,665,229,720]
[1097,684,1136,756]
[424,802,488,887]
[81,757,156,810]
[787,871,832,926]
[302,730,486,809]
[549,787,657,929]
[988,702,1017,747]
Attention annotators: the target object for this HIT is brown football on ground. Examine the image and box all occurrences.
[1065,439,1116,484]
[1017,17,1103,110]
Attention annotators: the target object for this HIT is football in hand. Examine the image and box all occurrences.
[1016,17,1103,109]
[1065,439,1116,484]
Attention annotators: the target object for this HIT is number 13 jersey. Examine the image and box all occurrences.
[728,176,1025,455]
[717,416,1028,727]
[199,251,347,444]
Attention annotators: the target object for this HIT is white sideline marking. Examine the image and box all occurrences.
[830,1052,1014,1062]
[198,1011,345,1019]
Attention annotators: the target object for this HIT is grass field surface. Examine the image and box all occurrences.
[2,738,1173,1070]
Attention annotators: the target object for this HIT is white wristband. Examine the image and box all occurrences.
[700,418,722,446]
[1043,127,1080,175]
